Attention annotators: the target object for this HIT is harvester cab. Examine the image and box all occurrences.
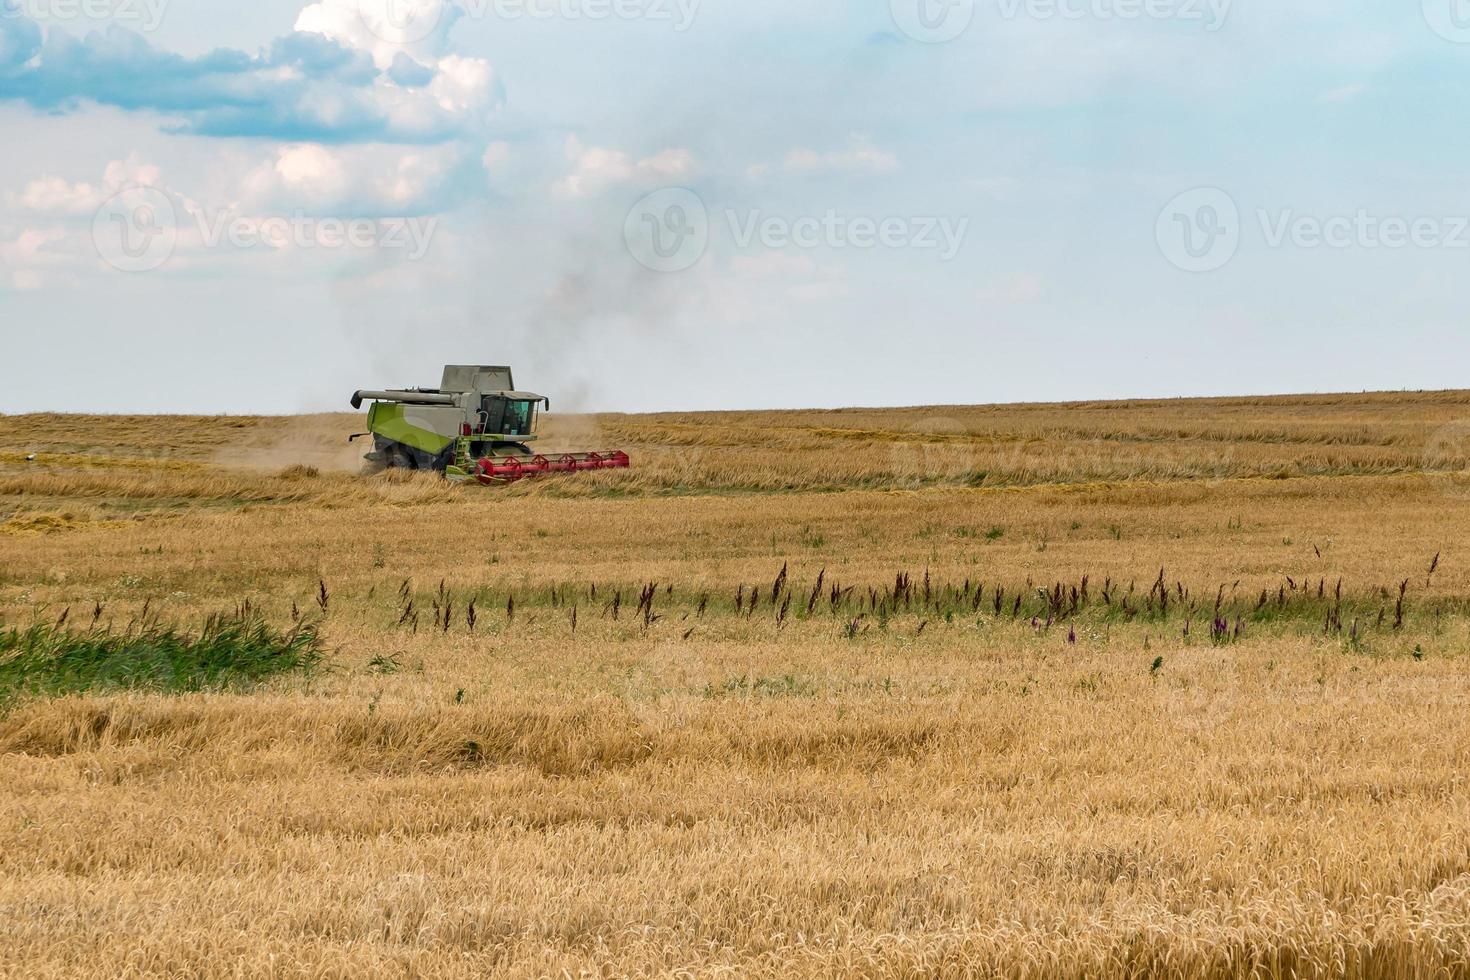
[350,365,630,485]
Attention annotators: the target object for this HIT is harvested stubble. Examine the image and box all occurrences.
[1,392,1470,978]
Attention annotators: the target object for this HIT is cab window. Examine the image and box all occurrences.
[503,400,533,436]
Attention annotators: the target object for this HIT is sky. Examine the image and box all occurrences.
[0,0,1467,415]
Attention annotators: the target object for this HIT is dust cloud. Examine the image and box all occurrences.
[212,414,369,473]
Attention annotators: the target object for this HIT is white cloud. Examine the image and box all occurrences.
[0,227,70,290]
[4,146,455,288]
[294,0,458,70]
[427,54,496,113]
[638,148,697,178]
[781,140,898,176]
[240,144,459,213]
[11,155,164,216]
[784,147,895,174]
[15,176,106,215]
[289,0,501,143]
[552,136,697,199]
[745,139,899,181]
[2,3,499,145]
[274,145,349,198]
[381,152,454,207]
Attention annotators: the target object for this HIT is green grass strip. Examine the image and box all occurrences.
[0,613,324,701]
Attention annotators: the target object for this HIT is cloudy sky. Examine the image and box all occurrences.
[1,0,1467,414]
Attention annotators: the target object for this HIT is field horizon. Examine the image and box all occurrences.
[3,389,1470,977]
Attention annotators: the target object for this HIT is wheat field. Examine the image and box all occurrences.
[3,392,1470,978]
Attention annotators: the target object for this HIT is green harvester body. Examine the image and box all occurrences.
[350,365,629,484]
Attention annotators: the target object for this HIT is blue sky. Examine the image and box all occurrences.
[0,0,1466,414]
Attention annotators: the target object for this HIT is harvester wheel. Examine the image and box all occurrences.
[388,448,418,470]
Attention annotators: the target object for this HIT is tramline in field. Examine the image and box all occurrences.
[350,365,630,485]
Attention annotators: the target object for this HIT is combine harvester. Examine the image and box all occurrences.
[350,365,630,486]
